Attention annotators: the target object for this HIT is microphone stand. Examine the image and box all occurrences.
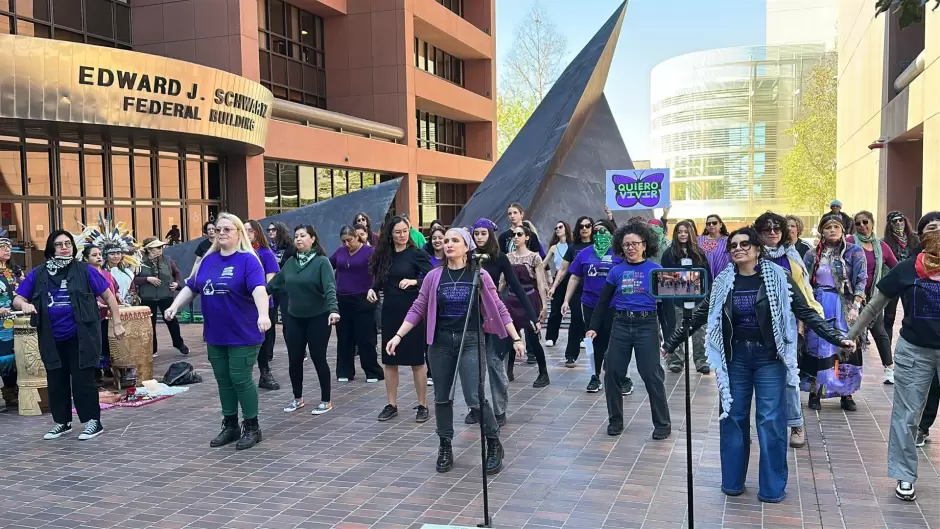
[450,255,492,528]
[680,258,695,528]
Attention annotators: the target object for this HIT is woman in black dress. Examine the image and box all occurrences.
[367,216,433,423]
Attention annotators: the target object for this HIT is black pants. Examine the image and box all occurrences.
[546,276,569,343]
[336,294,384,380]
[920,373,940,434]
[257,322,275,371]
[142,298,185,354]
[581,304,613,377]
[868,310,893,367]
[46,337,100,424]
[430,330,499,439]
[507,325,547,377]
[563,288,584,361]
[285,312,332,402]
[606,313,670,432]
[884,296,900,347]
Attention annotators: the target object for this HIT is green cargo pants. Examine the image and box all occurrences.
[207,344,261,419]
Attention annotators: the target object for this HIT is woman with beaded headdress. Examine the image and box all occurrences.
[0,230,21,412]
[77,215,144,306]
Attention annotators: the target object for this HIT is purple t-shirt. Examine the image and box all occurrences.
[767,252,792,273]
[731,273,762,341]
[256,247,280,308]
[569,247,622,308]
[330,245,375,296]
[186,251,267,347]
[605,260,659,312]
[698,236,731,278]
[17,265,111,340]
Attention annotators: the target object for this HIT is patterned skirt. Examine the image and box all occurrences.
[800,287,862,398]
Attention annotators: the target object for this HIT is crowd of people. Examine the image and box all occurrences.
[0,199,937,506]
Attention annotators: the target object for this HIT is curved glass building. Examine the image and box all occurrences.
[650,44,828,225]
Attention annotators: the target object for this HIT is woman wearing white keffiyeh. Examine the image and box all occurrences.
[662,227,853,503]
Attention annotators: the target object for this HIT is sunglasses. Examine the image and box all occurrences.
[555,225,565,230]
[891,218,905,224]
[760,226,781,234]
[855,219,870,227]
[512,231,526,237]
[729,241,753,250]
[706,221,720,227]
[267,227,277,232]
[579,223,592,229]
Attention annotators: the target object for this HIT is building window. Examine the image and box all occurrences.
[416,110,466,156]
[0,136,221,269]
[417,180,467,228]
[258,0,326,109]
[0,0,131,48]
[414,38,464,86]
[437,0,464,18]
[264,160,385,216]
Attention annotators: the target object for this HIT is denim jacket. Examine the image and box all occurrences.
[803,242,868,300]
[405,266,514,344]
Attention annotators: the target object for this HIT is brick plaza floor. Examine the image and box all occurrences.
[0,324,938,529]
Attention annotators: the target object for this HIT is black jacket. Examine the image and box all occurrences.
[29,262,102,370]
[793,239,812,259]
[663,275,844,363]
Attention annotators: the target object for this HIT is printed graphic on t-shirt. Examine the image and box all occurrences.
[48,279,71,308]
[733,290,760,329]
[619,270,648,295]
[202,265,235,296]
[440,280,474,318]
[913,280,940,320]
[587,255,614,277]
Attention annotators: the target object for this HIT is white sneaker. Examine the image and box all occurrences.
[78,420,104,440]
[311,402,332,415]
[545,340,555,347]
[366,378,379,383]
[580,342,586,349]
[427,378,434,386]
[337,377,349,383]
[895,481,916,501]
[883,366,895,385]
[283,398,305,412]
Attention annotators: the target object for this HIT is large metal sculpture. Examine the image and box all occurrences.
[452,1,645,232]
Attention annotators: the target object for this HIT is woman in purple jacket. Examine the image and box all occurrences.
[387,228,526,475]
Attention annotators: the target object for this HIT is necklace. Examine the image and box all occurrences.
[445,266,468,286]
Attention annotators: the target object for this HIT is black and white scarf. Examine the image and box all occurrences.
[45,256,73,276]
[706,260,799,419]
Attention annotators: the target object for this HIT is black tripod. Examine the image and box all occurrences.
[450,256,493,528]
[677,258,697,528]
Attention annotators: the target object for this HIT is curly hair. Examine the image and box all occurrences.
[785,215,804,243]
[613,221,659,260]
[369,215,415,284]
[754,211,787,235]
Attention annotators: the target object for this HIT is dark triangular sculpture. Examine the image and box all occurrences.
[453,1,645,232]
[164,177,402,280]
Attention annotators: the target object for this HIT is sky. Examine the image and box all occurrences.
[495,0,767,161]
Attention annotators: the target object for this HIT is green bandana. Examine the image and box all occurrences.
[855,232,884,288]
[593,232,612,259]
[294,249,317,270]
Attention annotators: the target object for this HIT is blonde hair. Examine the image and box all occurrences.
[522,220,540,240]
[189,213,261,280]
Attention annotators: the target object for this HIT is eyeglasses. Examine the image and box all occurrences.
[855,219,870,227]
[53,240,73,249]
[729,241,753,250]
[760,226,781,234]
[622,241,644,249]
[512,231,526,237]
[579,223,592,229]
[217,227,236,234]
[706,221,719,227]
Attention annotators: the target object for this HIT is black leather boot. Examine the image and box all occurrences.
[209,415,240,447]
[436,437,454,473]
[258,368,280,390]
[236,418,263,450]
[485,437,504,474]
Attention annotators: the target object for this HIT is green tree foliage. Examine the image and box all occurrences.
[496,1,568,158]
[875,0,939,28]
[780,53,838,214]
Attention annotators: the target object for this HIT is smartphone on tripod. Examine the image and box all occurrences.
[650,268,709,300]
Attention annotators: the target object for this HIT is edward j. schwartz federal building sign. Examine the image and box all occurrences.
[0,34,274,155]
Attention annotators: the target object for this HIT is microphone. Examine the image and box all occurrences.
[472,253,490,263]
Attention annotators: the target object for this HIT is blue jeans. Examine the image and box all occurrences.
[721,341,788,502]
[787,385,803,427]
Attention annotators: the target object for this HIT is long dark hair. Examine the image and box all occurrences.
[354,212,374,237]
[474,226,500,259]
[294,224,325,256]
[574,216,594,243]
[44,229,78,260]
[669,220,707,266]
[269,221,292,249]
[884,211,917,246]
[370,215,414,283]
[549,220,572,248]
[613,221,659,260]
[701,214,729,237]
[247,220,272,251]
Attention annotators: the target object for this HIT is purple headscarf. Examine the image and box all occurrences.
[473,218,498,233]
[447,227,477,252]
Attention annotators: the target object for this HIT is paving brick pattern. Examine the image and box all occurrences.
[0,324,937,529]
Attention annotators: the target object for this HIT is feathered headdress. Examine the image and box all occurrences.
[76,213,142,271]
